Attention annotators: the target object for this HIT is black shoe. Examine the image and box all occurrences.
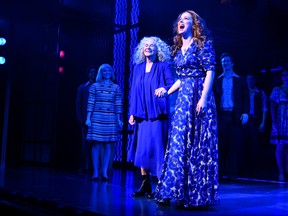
[156,198,170,206]
[133,189,151,197]
[133,175,152,197]
[133,191,144,197]
[175,201,185,209]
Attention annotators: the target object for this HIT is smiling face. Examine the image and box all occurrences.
[101,66,113,80]
[143,37,157,58]
[177,12,193,36]
[221,56,234,72]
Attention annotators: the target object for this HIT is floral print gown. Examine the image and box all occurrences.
[154,40,220,207]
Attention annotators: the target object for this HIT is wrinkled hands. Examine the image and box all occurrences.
[155,87,167,97]
[240,113,249,125]
[129,115,136,125]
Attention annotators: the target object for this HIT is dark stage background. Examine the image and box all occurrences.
[1,0,288,175]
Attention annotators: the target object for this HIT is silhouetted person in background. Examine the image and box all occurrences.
[86,63,123,182]
[214,52,249,181]
[241,73,268,177]
[128,36,174,198]
[76,65,97,173]
[269,69,288,181]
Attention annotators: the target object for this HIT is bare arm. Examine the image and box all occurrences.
[196,70,214,115]
[155,79,181,97]
[167,79,181,95]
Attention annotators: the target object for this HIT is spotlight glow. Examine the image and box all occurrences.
[0,56,6,64]
[0,37,6,46]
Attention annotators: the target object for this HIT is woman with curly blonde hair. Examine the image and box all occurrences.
[128,36,174,198]
[133,36,172,64]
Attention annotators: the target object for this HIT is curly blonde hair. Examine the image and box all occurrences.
[171,10,212,57]
[132,36,171,64]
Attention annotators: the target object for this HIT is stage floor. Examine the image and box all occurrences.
[0,164,287,216]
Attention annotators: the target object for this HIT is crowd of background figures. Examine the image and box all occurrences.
[76,61,288,184]
[76,44,288,190]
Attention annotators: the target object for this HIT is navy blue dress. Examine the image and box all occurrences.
[129,61,174,178]
[154,40,220,207]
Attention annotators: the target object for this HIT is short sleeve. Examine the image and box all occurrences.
[198,41,216,72]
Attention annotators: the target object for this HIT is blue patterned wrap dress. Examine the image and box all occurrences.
[154,40,220,207]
